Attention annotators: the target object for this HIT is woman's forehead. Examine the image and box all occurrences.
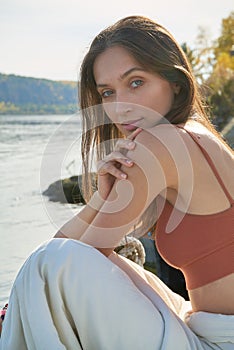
[93,46,143,83]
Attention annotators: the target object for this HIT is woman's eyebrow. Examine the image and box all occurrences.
[96,67,146,88]
[120,67,146,80]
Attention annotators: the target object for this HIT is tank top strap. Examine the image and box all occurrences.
[176,125,234,204]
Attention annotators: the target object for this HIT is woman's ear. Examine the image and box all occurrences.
[172,83,181,95]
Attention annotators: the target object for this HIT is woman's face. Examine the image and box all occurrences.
[93,46,177,136]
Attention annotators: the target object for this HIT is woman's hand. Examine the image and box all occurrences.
[97,128,142,200]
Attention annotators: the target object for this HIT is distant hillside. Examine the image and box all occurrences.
[0,73,78,115]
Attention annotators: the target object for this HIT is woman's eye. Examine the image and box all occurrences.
[131,79,143,88]
[101,90,113,98]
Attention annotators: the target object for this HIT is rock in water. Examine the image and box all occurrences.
[42,173,97,204]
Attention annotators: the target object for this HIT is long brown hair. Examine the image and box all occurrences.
[79,16,227,234]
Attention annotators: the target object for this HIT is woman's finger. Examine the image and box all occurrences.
[114,139,135,152]
[114,128,142,152]
[105,151,133,164]
[127,127,142,140]
[96,129,142,180]
[114,127,142,152]
[98,153,133,170]
[97,161,130,179]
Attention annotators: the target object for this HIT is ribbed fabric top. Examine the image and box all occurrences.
[156,126,234,290]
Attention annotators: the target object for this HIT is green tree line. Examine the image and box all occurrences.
[0,74,78,115]
[182,11,234,130]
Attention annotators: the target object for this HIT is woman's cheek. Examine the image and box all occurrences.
[103,103,118,124]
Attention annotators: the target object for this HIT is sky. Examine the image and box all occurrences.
[0,0,233,81]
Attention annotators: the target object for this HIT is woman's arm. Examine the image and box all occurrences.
[79,126,180,254]
[54,191,106,239]
[54,128,141,240]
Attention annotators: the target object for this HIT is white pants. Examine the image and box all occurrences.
[1,238,234,349]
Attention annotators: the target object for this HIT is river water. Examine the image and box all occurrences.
[0,114,84,305]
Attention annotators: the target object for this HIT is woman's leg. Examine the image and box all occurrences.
[1,239,164,350]
[109,251,192,318]
[1,238,230,350]
[109,253,234,350]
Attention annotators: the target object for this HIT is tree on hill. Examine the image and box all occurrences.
[0,74,78,115]
[182,11,234,130]
[207,11,234,130]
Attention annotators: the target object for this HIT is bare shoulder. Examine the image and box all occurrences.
[133,123,190,155]
[185,120,233,154]
[132,123,194,166]
[127,124,192,188]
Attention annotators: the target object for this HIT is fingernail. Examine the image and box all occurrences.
[128,141,135,148]
[125,159,133,165]
[121,173,127,179]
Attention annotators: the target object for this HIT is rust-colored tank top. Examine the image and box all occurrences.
[155,126,234,290]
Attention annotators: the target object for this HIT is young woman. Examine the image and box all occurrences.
[1,16,233,350]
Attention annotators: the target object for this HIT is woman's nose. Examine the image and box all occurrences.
[115,101,132,117]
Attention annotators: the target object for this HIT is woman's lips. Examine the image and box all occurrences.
[121,119,142,131]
